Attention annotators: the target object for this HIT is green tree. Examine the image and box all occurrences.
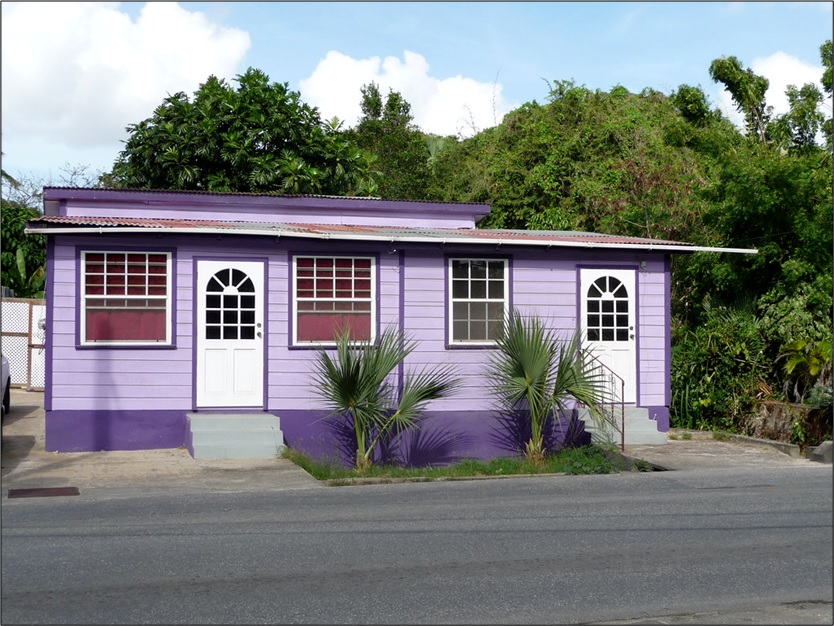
[345,83,432,200]
[311,327,460,472]
[109,68,377,195]
[820,40,833,146]
[486,310,610,464]
[1,200,46,297]
[709,56,771,143]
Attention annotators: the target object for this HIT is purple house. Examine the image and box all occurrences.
[27,187,753,464]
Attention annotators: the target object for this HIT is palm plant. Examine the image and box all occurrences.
[312,326,460,472]
[487,309,611,464]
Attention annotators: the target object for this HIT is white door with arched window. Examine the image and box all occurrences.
[196,260,264,408]
[579,268,637,403]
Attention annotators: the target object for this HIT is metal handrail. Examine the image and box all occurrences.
[579,349,626,451]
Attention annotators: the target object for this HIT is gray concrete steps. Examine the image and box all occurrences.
[186,413,285,460]
[580,406,667,445]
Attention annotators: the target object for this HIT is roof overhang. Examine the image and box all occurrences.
[25,216,758,255]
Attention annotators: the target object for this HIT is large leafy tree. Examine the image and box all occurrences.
[344,83,432,200]
[709,56,771,144]
[109,68,377,195]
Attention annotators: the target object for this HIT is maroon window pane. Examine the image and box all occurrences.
[335,258,352,269]
[316,279,333,297]
[354,259,371,270]
[296,257,314,269]
[86,253,104,263]
[86,309,166,341]
[297,312,371,342]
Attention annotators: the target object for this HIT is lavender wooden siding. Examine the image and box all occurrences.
[47,236,671,418]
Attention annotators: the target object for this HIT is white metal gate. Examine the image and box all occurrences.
[0,298,46,390]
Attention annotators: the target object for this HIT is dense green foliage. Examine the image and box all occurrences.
[109,68,377,195]
[1,200,46,297]
[343,83,433,199]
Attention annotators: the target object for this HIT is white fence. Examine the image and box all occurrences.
[1,298,46,390]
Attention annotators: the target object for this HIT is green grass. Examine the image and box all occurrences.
[282,445,651,484]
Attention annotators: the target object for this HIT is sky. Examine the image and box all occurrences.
[2,1,832,184]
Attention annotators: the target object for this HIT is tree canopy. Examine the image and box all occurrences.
[343,82,433,200]
[108,68,378,196]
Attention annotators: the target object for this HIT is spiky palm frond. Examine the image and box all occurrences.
[312,326,460,470]
[487,309,611,462]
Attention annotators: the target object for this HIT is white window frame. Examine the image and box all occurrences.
[292,255,377,346]
[80,250,173,346]
[448,258,509,346]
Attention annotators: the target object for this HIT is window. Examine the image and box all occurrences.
[586,275,630,342]
[449,258,508,344]
[81,251,172,344]
[293,256,375,344]
[205,268,256,341]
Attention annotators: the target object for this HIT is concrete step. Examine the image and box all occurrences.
[580,407,667,446]
[186,413,285,460]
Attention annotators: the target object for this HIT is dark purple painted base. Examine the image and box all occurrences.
[43,406,669,461]
[646,406,670,432]
[278,409,593,468]
[45,410,187,452]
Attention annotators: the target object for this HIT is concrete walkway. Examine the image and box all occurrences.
[1,389,321,497]
[1,388,827,499]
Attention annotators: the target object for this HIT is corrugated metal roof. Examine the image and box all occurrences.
[25,214,757,254]
[41,186,487,207]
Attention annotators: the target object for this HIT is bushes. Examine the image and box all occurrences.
[671,303,770,431]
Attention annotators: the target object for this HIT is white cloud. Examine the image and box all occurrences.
[1,2,250,168]
[299,50,514,138]
[716,51,827,129]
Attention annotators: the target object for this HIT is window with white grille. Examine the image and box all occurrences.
[293,256,375,344]
[81,251,172,344]
[449,258,508,344]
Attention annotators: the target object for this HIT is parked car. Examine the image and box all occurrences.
[1,353,10,419]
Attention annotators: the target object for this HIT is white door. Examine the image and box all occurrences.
[580,268,637,403]
[196,260,264,408]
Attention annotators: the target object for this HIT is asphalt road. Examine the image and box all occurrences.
[2,463,831,624]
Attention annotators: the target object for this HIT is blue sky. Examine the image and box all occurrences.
[2,2,832,184]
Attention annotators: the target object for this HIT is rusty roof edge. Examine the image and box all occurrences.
[23,220,758,254]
